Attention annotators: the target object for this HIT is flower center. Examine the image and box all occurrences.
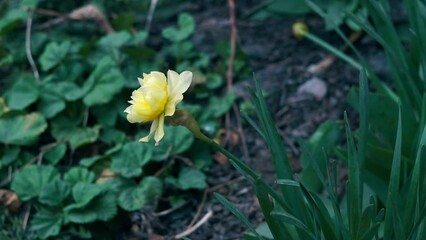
[130,74,168,122]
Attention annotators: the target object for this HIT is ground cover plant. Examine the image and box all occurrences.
[0,1,248,239]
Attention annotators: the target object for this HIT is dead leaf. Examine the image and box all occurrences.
[0,189,21,212]
[96,168,119,183]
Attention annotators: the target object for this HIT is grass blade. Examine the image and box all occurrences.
[384,103,403,239]
[255,180,290,240]
[213,192,264,239]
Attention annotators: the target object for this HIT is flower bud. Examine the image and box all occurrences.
[170,110,210,142]
[292,22,309,40]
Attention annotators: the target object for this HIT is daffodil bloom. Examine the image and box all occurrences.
[125,70,192,145]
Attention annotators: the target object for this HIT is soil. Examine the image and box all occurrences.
[127,1,386,240]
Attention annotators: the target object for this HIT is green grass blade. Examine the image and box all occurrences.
[241,110,265,139]
[403,125,426,232]
[298,183,338,240]
[213,192,264,239]
[251,75,309,221]
[255,180,291,240]
[358,69,368,168]
[384,103,403,240]
[344,112,362,239]
[270,210,316,239]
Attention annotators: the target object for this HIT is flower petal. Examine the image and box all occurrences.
[165,70,192,116]
[139,117,159,142]
[154,114,165,145]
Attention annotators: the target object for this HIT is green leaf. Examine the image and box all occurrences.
[82,57,124,106]
[5,75,39,110]
[92,103,117,127]
[0,146,20,168]
[162,13,195,42]
[39,179,71,206]
[39,41,71,71]
[214,192,262,238]
[37,85,66,118]
[300,120,341,192]
[0,9,27,35]
[255,222,274,239]
[44,143,66,165]
[51,125,100,150]
[31,208,64,239]
[63,167,96,186]
[51,82,84,101]
[11,165,60,201]
[79,155,105,167]
[65,191,116,223]
[201,92,235,120]
[177,167,207,190]
[151,126,194,159]
[111,142,152,178]
[118,176,162,211]
[0,112,47,145]
[264,0,312,15]
[98,31,131,48]
[100,128,127,145]
[70,182,103,208]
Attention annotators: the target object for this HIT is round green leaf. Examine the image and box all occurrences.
[82,57,124,106]
[31,208,64,239]
[118,176,162,211]
[65,192,116,224]
[5,75,39,110]
[162,13,195,42]
[98,31,131,48]
[39,41,71,71]
[149,126,194,161]
[111,142,152,178]
[39,179,71,206]
[63,167,95,186]
[44,143,66,165]
[11,165,60,201]
[51,126,100,150]
[177,167,207,190]
[37,86,65,119]
[0,146,20,168]
[0,112,47,145]
[70,182,103,208]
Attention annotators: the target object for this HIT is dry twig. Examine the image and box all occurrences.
[30,4,114,33]
[174,209,213,239]
[308,31,363,74]
[145,0,158,33]
[25,16,40,83]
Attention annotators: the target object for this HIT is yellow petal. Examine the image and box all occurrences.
[165,70,192,116]
[154,114,165,145]
[139,117,159,142]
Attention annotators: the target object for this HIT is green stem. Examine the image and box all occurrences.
[305,32,362,71]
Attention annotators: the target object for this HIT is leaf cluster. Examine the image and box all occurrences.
[0,1,248,238]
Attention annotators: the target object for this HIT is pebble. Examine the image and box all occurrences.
[297,77,327,100]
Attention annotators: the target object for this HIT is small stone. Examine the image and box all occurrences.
[297,77,327,100]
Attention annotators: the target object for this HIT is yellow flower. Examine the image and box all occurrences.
[125,70,192,145]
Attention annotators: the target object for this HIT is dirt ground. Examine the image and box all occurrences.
[127,1,386,239]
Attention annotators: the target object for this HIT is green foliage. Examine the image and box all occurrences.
[111,142,152,177]
[0,0,245,238]
[11,165,60,201]
[0,112,47,145]
[250,0,365,30]
[39,41,71,71]
[212,0,426,239]
[118,176,162,211]
[162,13,195,42]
